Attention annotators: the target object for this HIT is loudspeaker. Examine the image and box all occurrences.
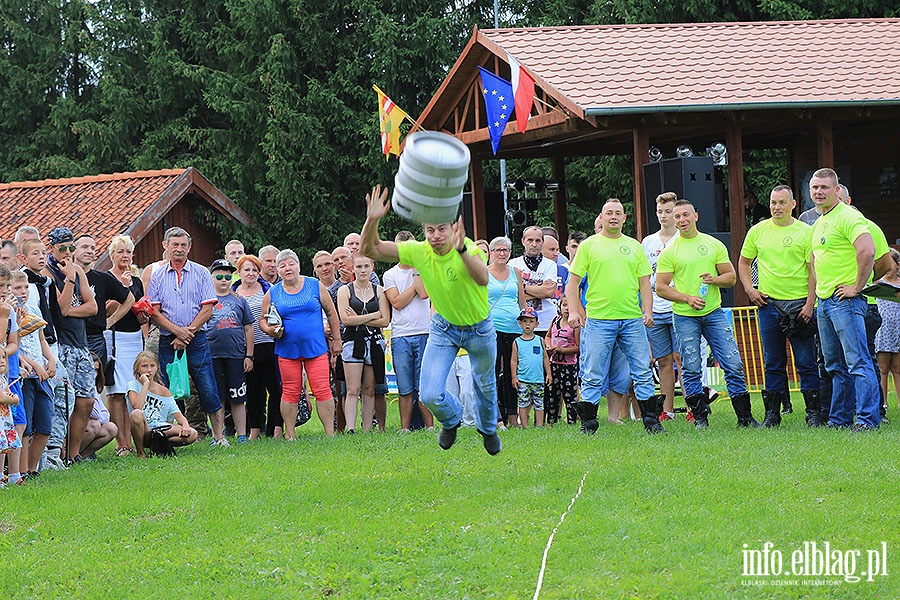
[643,157,723,234]
[708,232,734,308]
[462,191,505,242]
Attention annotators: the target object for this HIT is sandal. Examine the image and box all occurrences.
[115,447,135,457]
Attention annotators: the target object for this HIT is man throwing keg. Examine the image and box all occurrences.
[360,185,501,454]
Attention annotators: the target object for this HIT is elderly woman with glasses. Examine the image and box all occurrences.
[487,236,526,428]
[259,250,342,438]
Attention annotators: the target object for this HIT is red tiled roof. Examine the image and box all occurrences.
[481,18,900,114]
[0,169,187,257]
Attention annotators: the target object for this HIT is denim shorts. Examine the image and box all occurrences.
[21,378,54,436]
[341,338,386,366]
[391,334,428,396]
[647,312,678,359]
[10,380,26,425]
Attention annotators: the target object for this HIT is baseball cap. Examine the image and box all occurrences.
[517,307,538,320]
[210,258,236,273]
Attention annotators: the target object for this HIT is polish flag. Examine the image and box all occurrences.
[507,52,535,133]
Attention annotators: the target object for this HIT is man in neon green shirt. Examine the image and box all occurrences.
[360,185,501,454]
[656,200,758,429]
[809,168,879,430]
[838,184,890,423]
[738,185,820,427]
[565,199,665,434]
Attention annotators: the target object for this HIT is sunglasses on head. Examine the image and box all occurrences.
[56,244,76,252]
[213,274,231,280]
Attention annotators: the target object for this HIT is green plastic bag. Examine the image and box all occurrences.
[166,350,190,399]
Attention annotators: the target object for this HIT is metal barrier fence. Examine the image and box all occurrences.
[724,306,800,393]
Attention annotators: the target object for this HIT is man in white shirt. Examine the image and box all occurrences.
[509,226,558,335]
[642,192,680,420]
[383,231,434,432]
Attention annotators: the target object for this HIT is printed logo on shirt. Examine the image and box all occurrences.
[782,236,794,247]
[698,245,710,256]
[619,246,632,256]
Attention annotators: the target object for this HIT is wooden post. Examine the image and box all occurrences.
[726,121,749,307]
[469,157,487,240]
[817,119,834,168]
[632,128,649,239]
[551,155,568,243]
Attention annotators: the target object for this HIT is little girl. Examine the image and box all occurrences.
[127,351,198,458]
[1,379,22,471]
[545,297,581,425]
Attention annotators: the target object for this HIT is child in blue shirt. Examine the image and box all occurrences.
[510,307,552,428]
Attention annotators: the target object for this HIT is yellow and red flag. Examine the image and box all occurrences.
[374,85,408,156]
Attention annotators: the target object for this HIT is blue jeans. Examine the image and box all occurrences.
[674,309,747,398]
[158,332,223,414]
[817,295,880,428]
[580,318,654,406]
[757,302,819,393]
[392,334,428,396]
[419,314,498,434]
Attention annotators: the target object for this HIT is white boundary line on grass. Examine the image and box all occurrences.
[533,470,589,600]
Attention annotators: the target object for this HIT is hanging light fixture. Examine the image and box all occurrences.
[707,142,727,166]
[648,147,663,163]
[676,145,694,158]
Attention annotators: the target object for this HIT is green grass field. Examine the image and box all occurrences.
[2,394,899,599]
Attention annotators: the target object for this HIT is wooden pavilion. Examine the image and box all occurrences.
[414,18,900,305]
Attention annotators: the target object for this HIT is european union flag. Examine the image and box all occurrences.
[478,66,514,155]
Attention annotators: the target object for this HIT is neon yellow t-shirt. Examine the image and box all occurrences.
[397,238,488,326]
[568,233,651,320]
[657,232,731,317]
[865,218,890,305]
[740,218,811,300]
[811,202,871,299]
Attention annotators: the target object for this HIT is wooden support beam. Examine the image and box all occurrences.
[817,119,834,168]
[726,121,749,307]
[551,155,568,244]
[632,128,649,239]
[469,157,487,240]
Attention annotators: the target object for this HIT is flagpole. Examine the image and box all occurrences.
[494,0,509,237]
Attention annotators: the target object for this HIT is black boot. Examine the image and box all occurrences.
[575,401,599,435]
[802,390,822,427]
[731,392,760,428]
[637,394,666,434]
[781,393,794,414]
[761,390,782,428]
[685,394,710,430]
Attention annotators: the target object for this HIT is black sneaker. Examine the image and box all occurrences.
[438,424,459,450]
[480,431,502,455]
[851,423,877,433]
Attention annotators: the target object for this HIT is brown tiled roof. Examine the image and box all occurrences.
[481,18,900,114]
[0,169,185,253]
[0,168,252,267]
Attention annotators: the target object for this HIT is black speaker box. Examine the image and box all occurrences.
[643,157,723,234]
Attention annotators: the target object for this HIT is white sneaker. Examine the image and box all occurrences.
[213,437,231,448]
[43,452,68,471]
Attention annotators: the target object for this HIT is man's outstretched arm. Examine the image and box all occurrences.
[360,185,400,263]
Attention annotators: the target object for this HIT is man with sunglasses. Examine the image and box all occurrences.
[42,227,98,464]
[147,227,228,446]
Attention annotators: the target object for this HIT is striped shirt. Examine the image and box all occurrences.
[148,260,217,329]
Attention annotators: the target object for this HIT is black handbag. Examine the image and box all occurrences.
[103,327,117,382]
